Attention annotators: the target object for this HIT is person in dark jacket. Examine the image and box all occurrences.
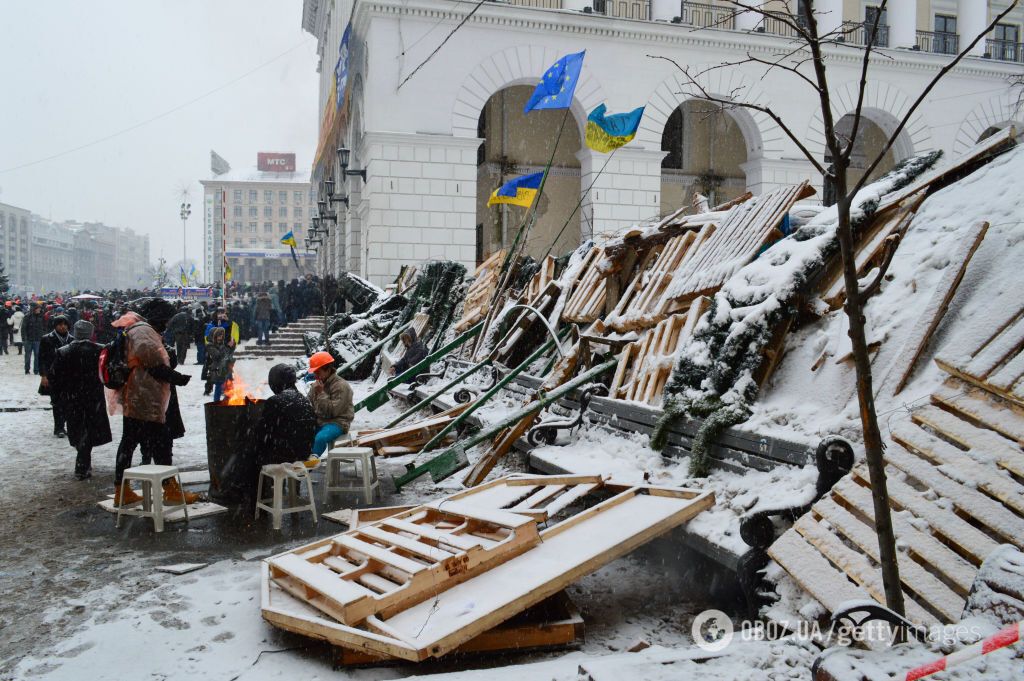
[50,321,111,479]
[166,308,192,365]
[254,291,273,346]
[21,305,46,375]
[220,364,317,508]
[39,315,72,437]
[389,327,428,382]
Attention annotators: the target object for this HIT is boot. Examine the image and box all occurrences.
[114,482,143,506]
[163,478,199,505]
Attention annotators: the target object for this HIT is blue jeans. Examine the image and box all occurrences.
[313,423,344,457]
[213,381,224,403]
[24,341,40,374]
[196,341,206,365]
[256,319,271,344]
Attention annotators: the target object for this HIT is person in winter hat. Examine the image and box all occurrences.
[304,351,354,468]
[8,304,25,355]
[21,305,46,375]
[50,321,111,480]
[39,314,72,437]
[112,298,195,507]
[204,326,233,403]
[389,327,428,382]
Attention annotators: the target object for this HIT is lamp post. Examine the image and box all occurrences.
[179,201,192,278]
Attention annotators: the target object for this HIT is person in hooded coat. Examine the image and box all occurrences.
[50,320,111,480]
[219,364,317,508]
[389,327,428,382]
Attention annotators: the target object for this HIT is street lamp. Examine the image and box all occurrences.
[179,201,191,276]
[336,147,367,182]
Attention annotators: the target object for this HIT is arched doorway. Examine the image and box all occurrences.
[826,114,897,189]
[660,100,748,213]
[475,85,582,264]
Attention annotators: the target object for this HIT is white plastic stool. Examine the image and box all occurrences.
[255,463,318,530]
[116,464,190,533]
[323,446,379,505]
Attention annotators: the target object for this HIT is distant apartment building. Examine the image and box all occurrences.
[200,151,316,285]
[0,202,32,291]
[0,202,150,293]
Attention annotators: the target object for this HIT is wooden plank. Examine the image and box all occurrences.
[882,221,988,395]
[812,496,964,622]
[914,398,1024,477]
[890,423,1024,523]
[381,518,483,552]
[851,462,999,564]
[268,554,376,620]
[334,535,431,575]
[931,379,1024,445]
[964,312,1024,379]
[356,526,457,562]
[767,529,870,613]
[831,477,976,595]
[793,515,939,626]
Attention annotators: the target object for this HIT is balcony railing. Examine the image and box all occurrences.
[916,30,959,55]
[757,10,805,39]
[838,20,889,48]
[987,38,1024,63]
[678,1,735,30]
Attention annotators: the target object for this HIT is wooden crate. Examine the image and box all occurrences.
[768,377,1024,626]
[454,250,505,334]
[608,300,709,406]
[562,246,607,324]
[262,476,714,662]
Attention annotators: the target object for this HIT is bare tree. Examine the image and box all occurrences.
[651,0,1018,617]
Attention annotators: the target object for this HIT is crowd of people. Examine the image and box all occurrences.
[1,277,363,515]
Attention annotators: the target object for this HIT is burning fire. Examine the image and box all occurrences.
[222,376,256,405]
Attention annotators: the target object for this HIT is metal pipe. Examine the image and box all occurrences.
[496,303,566,357]
[383,356,493,429]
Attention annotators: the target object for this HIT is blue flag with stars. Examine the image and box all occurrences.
[524,51,585,113]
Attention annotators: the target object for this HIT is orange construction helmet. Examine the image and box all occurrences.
[309,351,336,372]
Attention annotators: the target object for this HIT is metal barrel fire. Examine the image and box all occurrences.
[204,396,264,498]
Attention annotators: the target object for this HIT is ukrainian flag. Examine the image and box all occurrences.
[487,172,544,208]
[179,265,188,286]
[224,258,233,282]
[280,231,298,248]
[585,104,645,153]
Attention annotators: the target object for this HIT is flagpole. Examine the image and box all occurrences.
[471,105,572,357]
[543,147,617,258]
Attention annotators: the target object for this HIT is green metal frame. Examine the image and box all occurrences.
[333,321,411,378]
[383,356,494,429]
[393,357,616,489]
[354,322,483,413]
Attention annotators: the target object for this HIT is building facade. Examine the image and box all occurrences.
[0,202,32,291]
[29,217,75,293]
[303,0,1024,287]
[200,152,317,285]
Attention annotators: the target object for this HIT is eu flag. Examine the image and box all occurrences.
[524,51,585,113]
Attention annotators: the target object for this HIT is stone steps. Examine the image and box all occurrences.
[233,316,325,359]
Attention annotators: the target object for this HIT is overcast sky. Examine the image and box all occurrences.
[0,1,319,266]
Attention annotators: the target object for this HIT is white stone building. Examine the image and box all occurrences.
[302,0,1024,287]
[200,152,317,285]
[0,202,32,292]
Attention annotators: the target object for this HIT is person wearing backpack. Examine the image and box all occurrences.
[50,320,110,480]
[111,298,196,507]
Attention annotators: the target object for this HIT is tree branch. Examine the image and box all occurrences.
[851,1,1020,196]
[841,0,886,165]
[859,234,900,300]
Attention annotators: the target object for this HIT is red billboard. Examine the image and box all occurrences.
[257,152,296,172]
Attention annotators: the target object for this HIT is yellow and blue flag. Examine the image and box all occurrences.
[524,51,585,113]
[179,265,188,286]
[585,104,644,153]
[189,263,197,281]
[487,172,544,208]
[280,231,298,248]
[224,258,233,282]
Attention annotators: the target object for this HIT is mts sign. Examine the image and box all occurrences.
[257,152,296,172]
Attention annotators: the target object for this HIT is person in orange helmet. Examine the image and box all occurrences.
[304,351,353,467]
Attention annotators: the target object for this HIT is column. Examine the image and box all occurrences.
[815,0,843,37]
[958,0,989,57]
[578,147,665,242]
[360,132,481,287]
[561,0,590,11]
[888,0,917,49]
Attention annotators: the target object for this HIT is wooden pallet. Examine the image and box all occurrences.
[877,220,988,395]
[454,250,505,334]
[492,280,562,362]
[523,255,557,302]
[603,226,715,332]
[768,378,1024,626]
[935,301,1024,410]
[562,246,607,324]
[353,403,469,456]
[261,475,714,662]
[663,181,816,304]
[608,300,709,406]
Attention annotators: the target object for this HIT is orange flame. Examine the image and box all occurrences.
[222,376,255,405]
